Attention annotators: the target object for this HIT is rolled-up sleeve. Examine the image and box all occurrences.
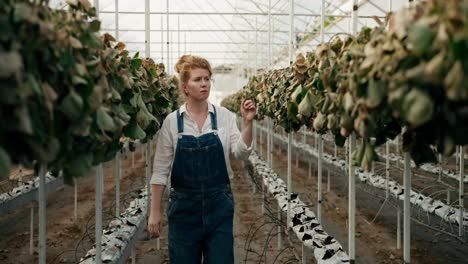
[150,116,174,185]
[228,111,252,160]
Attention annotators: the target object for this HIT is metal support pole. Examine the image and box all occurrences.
[308,159,312,179]
[447,190,450,204]
[146,143,152,214]
[131,248,136,264]
[397,205,401,249]
[38,164,47,264]
[132,151,135,168]
[334,144,337,158]
[302,127,306,144]
[403,152,411,263]
[277,209,283,249]
[296,147,299,168]
[302,244,307,264]
[74,178,78,220]
[260,122,263,158]
[95,164,103,264]
[145,0,150,58]
[349,1,358,259]
[327,169,330,192]
[161,16,164,60]
[318,135,323,223]
[267,121,270,165]
[177,16,180,58]
[30,206,34,255]
[438,154,442,182]
[115,0,119,40]
[19,165,23,185]
[386,142,390,199]
[166,0,170,70]
[348,134,356,261]
[115,152,121,217]
[459,146,464,237]
[287,133,292,231]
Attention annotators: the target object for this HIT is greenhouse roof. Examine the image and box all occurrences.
[48,0,408,73]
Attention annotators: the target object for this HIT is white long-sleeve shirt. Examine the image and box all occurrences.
[150,102,252,186]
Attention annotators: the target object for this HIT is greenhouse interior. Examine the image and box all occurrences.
[1,0,467,263]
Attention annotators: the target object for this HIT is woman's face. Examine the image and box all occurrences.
[183,68,211,102]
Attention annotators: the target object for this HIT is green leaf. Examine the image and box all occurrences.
[298,91,314,118]
[0,51,22,78]
[89,20,101,33]
[96,107,116,132]
[0,147,11,180]
[401,89,434,127]
[64,153,93,179]
[408,23,435,56]
[72,76,87,85]
[125,119,146,140]
[13,3,31,22]
[131,58,143,70]
[366,79,384,108]
[26,74,41,95]
[59,89,83,120]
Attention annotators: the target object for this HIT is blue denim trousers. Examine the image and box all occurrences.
[167,186,234,264]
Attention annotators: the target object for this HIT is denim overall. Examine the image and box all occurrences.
[167,107,234,264]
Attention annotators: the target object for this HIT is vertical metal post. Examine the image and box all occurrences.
[302,127,306,144]
[132,151,135,168]
[397,206,401,249]
[115,152,121,217]
[74,178,78,220]
[145,0,150,58]
[287,133,292,230]
[270,120,273,169]
[277,209,282,249]
[260,122,263,158]
[30,206,34,255]
[19,164,23,185]
[268,119,272,167]
[115,0,119,40]
[302,244,307,264]
[95,164,103,264]
[177,16,180,58]
[38,164,47,264]
[386,142,390,199]
[161,16,164,60]
[268,0,272,71]
[348,134,356,261]
[308,159,312,179]
[131,248,136,264]
[318,135,323,223]
[459,146,464,237]
[334,144,337,158]
[403,152,411,263]
[166,0,169,72]
[327,169,330,192]
[296,146,299,168]
[93,0,99,17]
[447,190,450,204]
[146,143,152,214]
[438,154,442,182]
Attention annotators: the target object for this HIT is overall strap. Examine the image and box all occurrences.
[176,109,184,133]
[210,106,217,130]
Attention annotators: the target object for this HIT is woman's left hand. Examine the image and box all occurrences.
[240,99,256,122]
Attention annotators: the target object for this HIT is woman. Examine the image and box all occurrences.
[148,55,256,264]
